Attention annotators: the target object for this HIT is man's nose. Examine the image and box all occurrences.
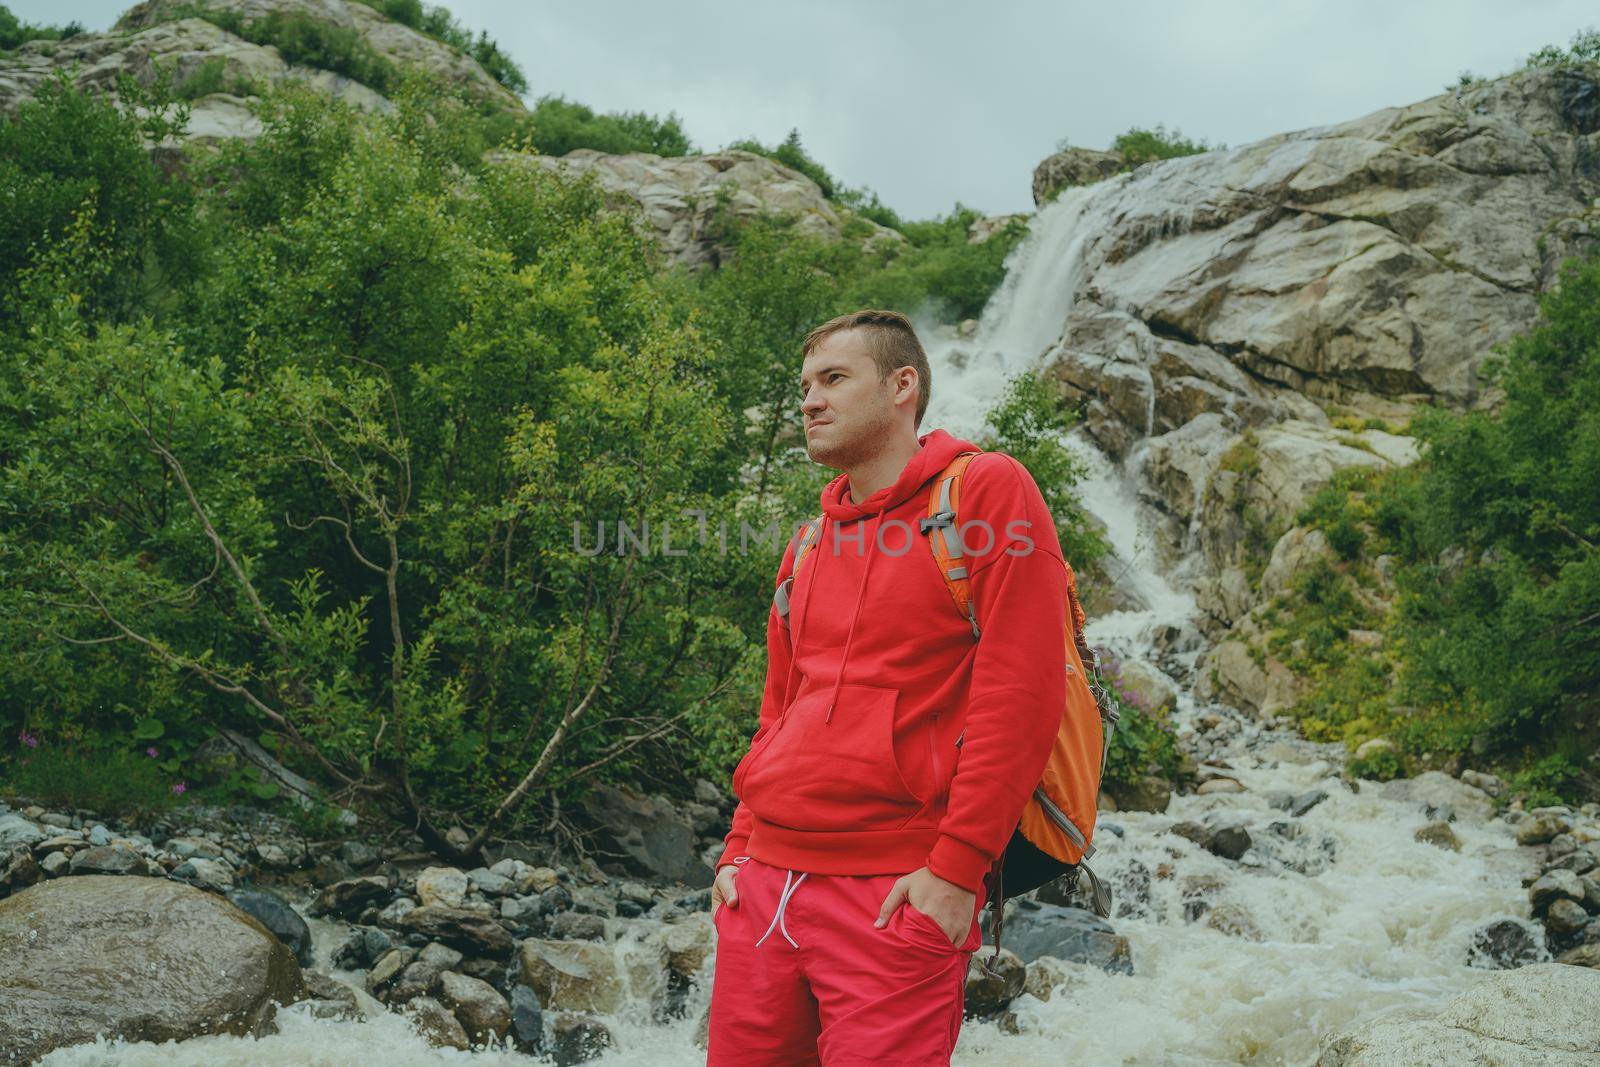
[800,389,825,415]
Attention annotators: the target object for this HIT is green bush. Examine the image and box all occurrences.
[1346,746,1405,782]
[3,739,185,815]
[1525,27,1600,69]
[0,67,201,329]
[1110,123,1220,165]
[517,93,694,157]
[1093,655,1182,789]
[0,4,83,49]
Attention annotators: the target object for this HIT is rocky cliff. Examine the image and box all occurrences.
[1029,65,1600,713]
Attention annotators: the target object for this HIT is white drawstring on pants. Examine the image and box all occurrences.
[750,862,808,949]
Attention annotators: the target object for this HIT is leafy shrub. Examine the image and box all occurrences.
[173,55,260,99]
[1346,745,1405,782]
[1110,123,1221,164]
[0,4,83,49]
[3,737,185,814]
[1525,27,1600,69]
[1093,655,1182,788]
[518,93,694,157]
[0,67,200,329]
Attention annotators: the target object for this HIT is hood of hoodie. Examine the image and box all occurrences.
[789,428,982,722]
[818,428,980,522]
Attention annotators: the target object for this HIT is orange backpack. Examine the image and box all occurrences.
[774,450,1118,957]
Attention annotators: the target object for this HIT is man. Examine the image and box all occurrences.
[706,309,1067,1065]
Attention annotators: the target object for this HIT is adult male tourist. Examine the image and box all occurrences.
[706,309,1068,1065]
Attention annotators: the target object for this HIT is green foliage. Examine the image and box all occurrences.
[1346,745,1405,782]
[161,3,398,92]
[173,55,261,100]
[975,372,1111,574]
[1266,253,1600,804]
[0,79,769,839]
[3,741,185,814]
[1094,655,1182,788]
[729,128,837,198]
[1110,123,1220,164]
[518,93,694,157]
[850,203,1028,323]
[0,4,83,49]
[0,67,201,329]
[1525,27,1600,70]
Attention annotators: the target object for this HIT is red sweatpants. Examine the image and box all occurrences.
[706,855,989,1066]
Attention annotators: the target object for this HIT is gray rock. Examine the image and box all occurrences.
[403,995,470,1050]
[227,887,312,966]
[509,984,544,1053]
[416,866,469,908]
[1467,918,1545,970]
[1208,823,1254,861]
[366,946,416,993]
[0,844,41,897]
[574,784,709,885]
[39,851,68,877]
[467,867,515,896]
[0,819,48,851]
[979,900,1133,974]
[1292,793,1331,819]
[172,857,235,893]
[1378,773,1496,823]
[68,844,150,877]
[518,939,624,1013]
[1545,898,1591,941]
[548,910,607,941]
[339,840,380,869]
[550,1012,614,1065]
[1516,813,1570,846]
[312,875,391,917]
[0,875,304,1062]
[397,904,515,959]
[963,948,1026,1016]
[296,970,362,1022]
[1557,941,1600,968]
[1414,820,1461,851]
[438,970,511,1044]
[1529,869,1584,914]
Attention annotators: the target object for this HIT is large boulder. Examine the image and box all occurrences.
[1032,146,1127,204]
[978,899,1133,974]
[573,783,708,885]
[1378,772,1497,822]
[1316,962,1600,1065]
[1043,68,1600,421]
[0,875,305,1061]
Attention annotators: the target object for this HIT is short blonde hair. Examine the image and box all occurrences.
[801,309,932,429]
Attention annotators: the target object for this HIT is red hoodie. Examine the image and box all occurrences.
[716,428,1068,894]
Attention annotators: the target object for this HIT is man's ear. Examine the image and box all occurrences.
[894,366,919,411]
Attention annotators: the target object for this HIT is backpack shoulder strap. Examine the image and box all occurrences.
[774,516,824,627]
[920,451,983,639]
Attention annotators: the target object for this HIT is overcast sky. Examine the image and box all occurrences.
[16,1,1599,218]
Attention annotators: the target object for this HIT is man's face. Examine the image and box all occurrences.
[799,329,909,469]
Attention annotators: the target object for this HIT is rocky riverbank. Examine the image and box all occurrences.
[4,700,1599,1064]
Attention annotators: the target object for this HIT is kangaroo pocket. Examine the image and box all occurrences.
[738,682,925,831]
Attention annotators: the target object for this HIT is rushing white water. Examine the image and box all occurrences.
[40,182,1545,1067]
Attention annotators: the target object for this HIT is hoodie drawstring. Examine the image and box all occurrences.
[753,867,809,948]
[824,514,881,723]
